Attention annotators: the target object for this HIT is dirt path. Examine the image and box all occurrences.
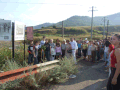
[54,60,109,90]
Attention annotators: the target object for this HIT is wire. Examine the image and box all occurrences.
[0,2,83,6]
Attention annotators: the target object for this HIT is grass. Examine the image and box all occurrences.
[0,56,78,90]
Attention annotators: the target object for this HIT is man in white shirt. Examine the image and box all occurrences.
[74,38,78,50]
[70,38,77,64]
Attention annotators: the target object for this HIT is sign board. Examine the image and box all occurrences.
[27,27,33,40]
[0,20,12,41]
[14,21,25,41]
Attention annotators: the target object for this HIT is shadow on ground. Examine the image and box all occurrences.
[56,59,109,90]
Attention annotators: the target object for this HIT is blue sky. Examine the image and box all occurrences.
[0,0,120,26]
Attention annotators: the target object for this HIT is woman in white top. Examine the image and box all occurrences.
[104,40,110,66]
[49,39,56,61]
[87,41,92,61]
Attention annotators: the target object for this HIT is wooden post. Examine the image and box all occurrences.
[62,21,64,38]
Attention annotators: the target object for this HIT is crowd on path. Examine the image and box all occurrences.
[27,35,120,90]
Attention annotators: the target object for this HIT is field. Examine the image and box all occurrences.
[29,25,120,41]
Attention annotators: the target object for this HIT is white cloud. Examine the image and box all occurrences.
[9,14,14,18]
[28,6,37,11]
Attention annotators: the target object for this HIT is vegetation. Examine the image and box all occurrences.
[0,57,78,90]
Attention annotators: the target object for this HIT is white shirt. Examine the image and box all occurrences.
[104,46,109,52]
[97,42,99,45]
[88,45,92,51]
[86,40,89,44]
[73,40,78,49]
[39,40,45,48]
[70,41,77,50]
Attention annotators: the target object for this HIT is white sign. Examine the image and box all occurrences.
[0,20,12,41]
[14,21,25,41]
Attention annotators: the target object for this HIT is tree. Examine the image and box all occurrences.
[53,25,56,29]
[41,26,44,28]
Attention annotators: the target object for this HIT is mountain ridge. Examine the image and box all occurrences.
[32,12,120,29]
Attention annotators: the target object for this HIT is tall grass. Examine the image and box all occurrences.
[0,56,78,90]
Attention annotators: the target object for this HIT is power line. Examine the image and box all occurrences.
[0,2,83,6]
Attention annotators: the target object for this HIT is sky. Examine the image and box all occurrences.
[0,0,120,26]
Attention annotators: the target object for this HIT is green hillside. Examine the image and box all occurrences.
[32,25,120,36]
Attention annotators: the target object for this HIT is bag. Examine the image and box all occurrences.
[67,50,72,53]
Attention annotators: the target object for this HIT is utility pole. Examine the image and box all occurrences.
[106,20,109,39]
[62,21,64,38]
[89,6,97,40]
[103,17,106,39]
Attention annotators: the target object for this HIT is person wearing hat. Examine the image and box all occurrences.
[85,38,89,44]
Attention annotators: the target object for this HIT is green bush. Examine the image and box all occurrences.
[0,56,78,90]
[47,56,78,83]
[34,33,41,36]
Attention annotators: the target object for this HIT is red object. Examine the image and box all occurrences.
[109,44,114,53]
[0,65,38,84]
[111,49,117,68]
[0,60,59,84]
[27,27,33,40]
[28,50,32,54]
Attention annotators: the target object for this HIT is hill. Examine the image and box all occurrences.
[33,23,54,29]
[33,12,120,29]
[32,25,120,37]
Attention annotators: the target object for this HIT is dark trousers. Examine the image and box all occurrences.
[45,51,50,61]
[92,50,96,62]
[62,50,65,58]
[97,51,100,61]
[107,67,120,90]
[78,48,81,57]
[82,49,87,57]
[28,54,33,64]
[38,48,43,63]
[34,56,38,65]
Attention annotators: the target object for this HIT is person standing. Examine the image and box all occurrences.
[104,40,111,66]
[106,38,114,77]
[77,40,82,57]
[61,40,66,58]
[33,41,39,65]
[107,34,120,90]
[38,36,46,63]
[96,43,100,62]
[28,41,34,65]
[70,38,78,64]
[44,39,51,61]
[55,43,62,59]
[91,42,96,63]
[82,41,88,60]
[49,39,56,61]
[65,40,72,58]
[87,41,92,61]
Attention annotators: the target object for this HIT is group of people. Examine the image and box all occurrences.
[28,36,78,65]
[27,34,120,90]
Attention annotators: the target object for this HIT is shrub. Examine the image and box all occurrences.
[34,33,41,36]
[0,56,78,90]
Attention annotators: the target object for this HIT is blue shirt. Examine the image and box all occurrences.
[77,43,81,48]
